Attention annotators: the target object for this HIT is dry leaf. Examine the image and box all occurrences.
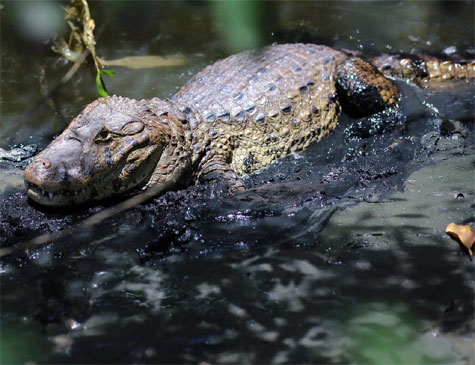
[446,222,475,256]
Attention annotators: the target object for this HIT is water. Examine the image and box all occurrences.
[1,1,474,363]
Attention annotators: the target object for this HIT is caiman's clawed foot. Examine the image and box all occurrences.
[198,159,246,193]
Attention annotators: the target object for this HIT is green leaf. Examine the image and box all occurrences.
[100,69,116,77]
[96,72,108,97]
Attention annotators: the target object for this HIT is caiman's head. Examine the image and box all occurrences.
[24,96,190,206]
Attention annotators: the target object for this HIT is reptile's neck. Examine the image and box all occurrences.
[164,99,215,172]
[140,97,200,191]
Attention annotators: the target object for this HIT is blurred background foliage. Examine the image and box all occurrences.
[4,0,474,56]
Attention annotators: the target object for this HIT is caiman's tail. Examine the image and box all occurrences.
[366,53,475,87]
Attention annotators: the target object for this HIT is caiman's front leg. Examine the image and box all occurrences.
[198,155,246,193]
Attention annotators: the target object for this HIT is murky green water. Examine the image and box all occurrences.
[1,1,474,364]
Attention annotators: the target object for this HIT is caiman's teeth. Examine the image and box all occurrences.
[27,184,85,199]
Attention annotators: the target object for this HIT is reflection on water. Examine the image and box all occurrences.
[1,1,474,364]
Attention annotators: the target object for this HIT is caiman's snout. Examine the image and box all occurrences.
[24,157,52,194]
[23,137,89,206]
[24,154,66,205]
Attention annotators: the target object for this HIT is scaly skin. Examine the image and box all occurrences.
[24,44,474,206]
[368,53,475,87]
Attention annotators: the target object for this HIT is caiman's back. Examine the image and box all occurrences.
[172,44,347,175]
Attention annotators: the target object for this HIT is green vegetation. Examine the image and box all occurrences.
[95,69,115,97]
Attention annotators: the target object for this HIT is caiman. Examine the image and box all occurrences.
[24,44,474,206]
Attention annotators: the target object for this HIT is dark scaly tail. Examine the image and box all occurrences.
[367,53,475,87]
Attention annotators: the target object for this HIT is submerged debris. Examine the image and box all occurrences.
[98,55,186,69]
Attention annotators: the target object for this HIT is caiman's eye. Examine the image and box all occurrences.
[95,129,112,144]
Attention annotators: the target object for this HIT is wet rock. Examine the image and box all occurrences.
[439,119,468,139]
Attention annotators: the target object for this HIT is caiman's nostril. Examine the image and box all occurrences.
[40,159,52,169]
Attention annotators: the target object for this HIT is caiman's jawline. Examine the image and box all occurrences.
[25,165,151,207]
[25,154,157,206]
[26,181,91,206]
